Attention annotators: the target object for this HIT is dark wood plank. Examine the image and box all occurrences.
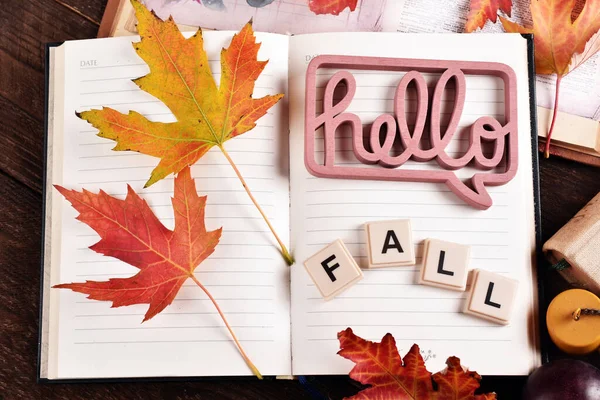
[0,46,48,192]
[0,48,45,121]
[0,0,100,72]
[56,0,107,25]
[0,172,44,397]
[0,93,45,193]
[539,157,600,240]
[0,0,104,192]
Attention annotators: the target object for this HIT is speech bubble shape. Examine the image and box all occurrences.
[304,55,519,210]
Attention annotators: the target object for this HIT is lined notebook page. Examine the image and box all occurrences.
[288,33,539,376]
[49,32,292,378]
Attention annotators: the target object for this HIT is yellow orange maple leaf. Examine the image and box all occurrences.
[79,0,283,188]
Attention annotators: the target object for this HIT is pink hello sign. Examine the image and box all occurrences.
[304,55,519,210]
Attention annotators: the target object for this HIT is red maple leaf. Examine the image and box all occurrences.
[433,357,497,400]
[309,0,358,15]
[338,328,497,399]
[54,167,264,377]
[53,166,221,322]
[465,0,512,32]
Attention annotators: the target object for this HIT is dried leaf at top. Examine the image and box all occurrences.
[465,0,512,32]
[309,0,358,15]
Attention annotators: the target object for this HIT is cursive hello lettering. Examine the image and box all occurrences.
[304,55,519,210]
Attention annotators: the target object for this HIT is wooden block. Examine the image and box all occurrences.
[463,269,519,325]
[365,220,415,268]
[303,239,363,301]
[304,55,519,210]
[418,239,470,291]
[537,106,600,158]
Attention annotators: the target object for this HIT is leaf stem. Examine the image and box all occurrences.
[218,144,294,265]
[190,274,263,379]
[544,75,563,158]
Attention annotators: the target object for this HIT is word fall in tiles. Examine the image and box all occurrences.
[303,219,519,325]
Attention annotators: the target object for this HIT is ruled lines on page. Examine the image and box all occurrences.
[288,33,538,376]
[52,33,292,378]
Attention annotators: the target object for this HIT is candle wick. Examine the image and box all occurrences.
[573,308,600,321]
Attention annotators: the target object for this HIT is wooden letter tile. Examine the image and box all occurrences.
[464,269,519,325]
[365,219,415,268]
[419,239,470,291]
[304,239,363,301]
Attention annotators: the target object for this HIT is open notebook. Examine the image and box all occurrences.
[41,31,540,380]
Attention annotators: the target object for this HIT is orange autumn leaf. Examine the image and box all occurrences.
[309,0,358,15]
[433,357,497,400]
[465,0,512,32]
[78,0,283,188]
[338,328,496,400]
[500,0,600,76]
[53,167,222,322]
[500,0,600,156]
[78,1,292,266]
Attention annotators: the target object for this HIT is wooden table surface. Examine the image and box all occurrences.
[0,1,599,398]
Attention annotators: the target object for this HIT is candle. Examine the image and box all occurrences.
[546,289,600,355]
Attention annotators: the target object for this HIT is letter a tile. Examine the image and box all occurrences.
[304,239,363,301]
[419,239,470,291]
[365,220,415,268]
[463,269,519,325]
